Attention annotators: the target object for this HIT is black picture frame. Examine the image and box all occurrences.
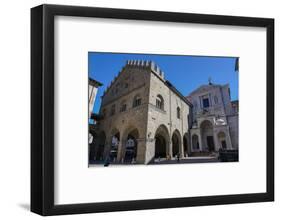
[31,4,274,216]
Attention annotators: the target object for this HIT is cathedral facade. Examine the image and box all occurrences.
[90,60,239,165]
[187,83,239,154]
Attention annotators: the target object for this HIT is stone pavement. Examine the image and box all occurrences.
[89,156,220,167]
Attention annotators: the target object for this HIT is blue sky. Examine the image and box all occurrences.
[89,52,238,114]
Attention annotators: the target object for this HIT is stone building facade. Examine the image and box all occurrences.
[186,82,239,153]
[93,60,191,164]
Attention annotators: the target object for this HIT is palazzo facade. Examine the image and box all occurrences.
[92,60,191,164]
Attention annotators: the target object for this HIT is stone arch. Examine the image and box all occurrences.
[122,126,140,163]
[156,94,164,110]
[217,131,227,149]
[192,134,199,150]
[199,119,214,128]
[200,120,215,152]
[154,124,170,159]
[172,129,182,157]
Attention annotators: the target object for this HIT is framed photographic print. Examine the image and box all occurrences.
[31,4,274,216]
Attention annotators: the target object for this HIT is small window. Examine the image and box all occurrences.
[156,95,164,110]
[203,98,210,108]
[110,104,116,116]
[133,95,141,107]
[177,107,181,119]
[124,83,128,88]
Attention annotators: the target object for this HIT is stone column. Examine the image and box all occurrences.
[136,137,147,164]
[117,134,123,162]
[180,139,184,158]
[213,131,220,151]
[169,140,173,159]
[190,136,193,153]
[166,140,170,159]
[226,130,233,149]
[198,132,203,151]
[120,139,127,163]
[144,138,155,164]
[103,138,111,161]
[187,134,191,156]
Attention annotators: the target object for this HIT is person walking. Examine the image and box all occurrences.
[177,153,180,163]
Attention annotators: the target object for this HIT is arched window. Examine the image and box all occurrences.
[110,104,115,116]
[133,95,142,107]
[177,107,181,119]
[156,94,164,110]
[120,100,127,112]
[202,96,210,108]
